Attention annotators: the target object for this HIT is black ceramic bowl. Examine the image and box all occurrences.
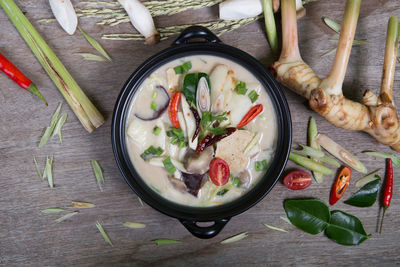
[112,26,292,239]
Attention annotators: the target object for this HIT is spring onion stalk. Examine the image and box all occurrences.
[307,117,324,183]
[289,152,333,175]
[262,0,278,54]
[355,169,381,187]
[0,0,104,132]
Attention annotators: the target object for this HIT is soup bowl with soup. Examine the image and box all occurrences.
[112,26,292,239]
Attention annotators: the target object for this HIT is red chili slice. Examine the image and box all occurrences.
[209,158,230,186]
[330,166,351,205]
[168,92,181,128]
[283,170,312,190]
[236,104,263,129]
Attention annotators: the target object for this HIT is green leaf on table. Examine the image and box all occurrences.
[41,208,64,214]
[153,238,181,245]
[183,73,210,106]
[52,113,67,143]
[77,52,107,62]
[79,27,111,61]
[33,156,43,180]
[54,211,78,223]
[344,178,381,207]
[39,103,62,148]
[325,210,370,245]
[91,160,104,191]
[220,232,248,244]
[284,199,330,235]
[96,221,113,247]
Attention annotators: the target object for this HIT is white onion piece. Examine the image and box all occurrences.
[118,0,160,45]
[196,77,211,117]
[181,95,198,150]
[49,0,78,35]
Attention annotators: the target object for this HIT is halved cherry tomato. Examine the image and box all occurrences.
[209,158,230,186]
[283,170,312,190]
[330,166,351,205]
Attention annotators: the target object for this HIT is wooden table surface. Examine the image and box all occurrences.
[1,0,399,266]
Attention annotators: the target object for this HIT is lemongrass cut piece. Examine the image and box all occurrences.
[153,239,181,245]
[77,53,107,62]
[41,208,64,214]
[308,117,323,183]
[289,152,333,175]
[264,223,288,232]
[355,169,381,187]
[49,0,78,35]
[316,134,367,173]
[118,0,160,45]
[292,144,324,158]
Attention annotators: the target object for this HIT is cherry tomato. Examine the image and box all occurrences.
[209,158,230,186]
[283,170,312,190]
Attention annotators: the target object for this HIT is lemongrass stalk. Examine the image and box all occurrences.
[289,152,333,175]
[263,0,279,54]
[308,117,324,183]
[280,0,301,60]
[380,17,399,104]
[319,0,361,95]
[0,0,104,132]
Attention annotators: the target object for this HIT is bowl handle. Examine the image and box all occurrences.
[179,217,230,239]
[173,26,221,45]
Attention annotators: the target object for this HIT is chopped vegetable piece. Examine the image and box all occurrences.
[264,223,288,233]
[217,188,229,196]
[319,155,341,168]
[153,239,181,245]
[292,144,325,158]
[79,27,111,61]
[123,222,146,229]
[330,166,351,205]
[380,158,393,233]
[236,104,263,128]
[209,158,230,186]
[173,61,192,74]
[316,134,367,173]
[39,103,62,148]
[283,170,312,190]
[178,141,186,148]
[166,128,185,146]
[255,159,268,172]
[210,127,227,135]
[344,178,381,207]
[33,156,43,180]
[232,177,242,187]
[235,81,248,95]
[72,201,95,208]
[52,113,67,143]
[140,146,164,160]
[95,221,113,247]
[152,90,157,100]
[323,16,341,34]
[91,160,104,191]
[363,151,400,167]
[168,92,181,128]
[220,232,248,244]
[162,157,176,174]
[153,126,161,136]
[150,101,157,111]
[248,90,259,103]
[289,152,333,175]
[41,208,64,214]
[355,169,381,187]
[54,211,78,223]
[76,53,106,62]
[308,117,323,183]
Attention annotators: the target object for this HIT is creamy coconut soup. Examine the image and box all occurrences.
[126,55,277,207]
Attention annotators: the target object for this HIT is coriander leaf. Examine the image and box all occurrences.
[210,127,227,135]
[235,81,248,95]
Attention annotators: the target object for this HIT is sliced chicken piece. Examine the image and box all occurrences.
[215,130,254,173]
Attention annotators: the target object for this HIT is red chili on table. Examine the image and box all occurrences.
[0,51,47,105]
[236,104,263,129]
[330,166,351,205]
[379,158,393,233]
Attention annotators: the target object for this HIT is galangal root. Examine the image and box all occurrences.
[271,0,400,151]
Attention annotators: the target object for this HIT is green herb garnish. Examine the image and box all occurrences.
[167,128,186,146]
[91,159,105,191]
[140,146,164,160]
[96,221,113,247]
[39,103,62,148]
[255,160,268,171]
[248,90,259,103]
[79,27,111,61]
[210,127,227,135]
[178,141,186,148]
[216,188,229,196]
[174,61,192,74]
[220,232,248,244]
[162,157,176,174]
[232,177,242,187]
[153,126,161,136]
[235,81,247,95]
[153,238,181,245]
[52,113,67,143]
[200,111,228,126]
[54,211,78,223]
[151,90,157,100]
[150,101,157,111]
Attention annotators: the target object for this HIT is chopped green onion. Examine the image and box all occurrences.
[220,232,248,244]
[72,201,96,208]
[123,222,146,229]
[173,61,192,74]
[150,101,157,111]
[41,208,64,214]
[33,156,43,180]
[52,113,67,143]
[330,39,370,45]
[355,169,382,187]
[323,16,341,34]
[76,52,107,62]
[217,188,229,196]
[153,238,181,245]
[232,177,242,187]
[264,223,288,233]
[140,146,164,160]
[151,90,157,100]
[91,159,105,191]
[162,157,176,174]
[39,103,62,148]
[95,221,113,247]
[363,151,400,167]
[235,81,248,95]
[153,126,161,136]
[289,152,333,175]
[54,211,78,223]
[248,90,259,103]
[178,141,186,148]
[255,160,268,171]
[170,137,179,145]
[79,27,111,61]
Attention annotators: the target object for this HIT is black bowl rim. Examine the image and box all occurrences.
[111,41,292,222]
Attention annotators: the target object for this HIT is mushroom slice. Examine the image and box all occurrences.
[168,177,187,193]
[185,146,214,174]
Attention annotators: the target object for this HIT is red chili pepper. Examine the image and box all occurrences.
[168,92,181,128]
[330,166,351,205]
[236,104,263,129]
[0,51,47,105]
[190,106,200,142]
[195,133,212,155]
[379,158,393,233]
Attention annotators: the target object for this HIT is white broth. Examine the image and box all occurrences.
[126,55,278,207]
